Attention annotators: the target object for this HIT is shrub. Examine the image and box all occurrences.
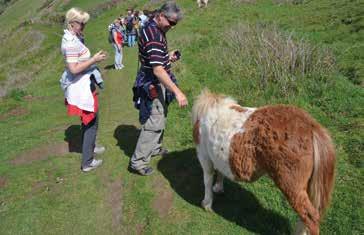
[8,89,26,101]
[39,13,65,25]
[88,0,123,18]
[214,23,335,94]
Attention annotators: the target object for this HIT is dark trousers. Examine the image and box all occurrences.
[81,113,98,167]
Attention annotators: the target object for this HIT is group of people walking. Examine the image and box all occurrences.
[108,9,150,69]
[60,2,188,175]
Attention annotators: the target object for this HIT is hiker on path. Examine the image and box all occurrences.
[110,18,124,69]
[61,7,107,172]
[126,9,138,47]
[129,2,188,176]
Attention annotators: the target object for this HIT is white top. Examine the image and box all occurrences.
[61,30,94,112]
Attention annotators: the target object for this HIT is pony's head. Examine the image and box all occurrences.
[192,88,236,124]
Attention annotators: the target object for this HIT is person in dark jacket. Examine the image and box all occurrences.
[129,1,188,176]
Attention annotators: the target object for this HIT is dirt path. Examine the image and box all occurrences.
[10,142,69,165]
[152,177,174,218]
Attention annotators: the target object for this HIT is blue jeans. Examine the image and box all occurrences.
[128,34,136,47]
[112,43,123,68]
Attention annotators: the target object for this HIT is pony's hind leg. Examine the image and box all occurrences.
[294,220,309,235]
[213,171,224,194]
[273,163,319,234]
[286,190,320,235]
[197,149,214,211]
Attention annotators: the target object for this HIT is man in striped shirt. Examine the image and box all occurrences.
[130,2,188,176]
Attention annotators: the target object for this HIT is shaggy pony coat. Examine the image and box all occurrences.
[192,89,335,235]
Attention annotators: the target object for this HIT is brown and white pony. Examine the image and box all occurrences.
[197,0,208,8]
[192,89,335,235]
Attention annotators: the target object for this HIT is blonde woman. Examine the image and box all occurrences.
[61,7,107,172]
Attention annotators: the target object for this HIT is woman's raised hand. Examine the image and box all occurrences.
[92,50,107,63]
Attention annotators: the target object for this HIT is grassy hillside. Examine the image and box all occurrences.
[0,0,363,234]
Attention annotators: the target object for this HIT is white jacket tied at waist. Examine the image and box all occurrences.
[60,65,103,112]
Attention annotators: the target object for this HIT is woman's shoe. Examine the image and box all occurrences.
[81,159,103,172]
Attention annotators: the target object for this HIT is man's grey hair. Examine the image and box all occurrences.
[160,1,183,21]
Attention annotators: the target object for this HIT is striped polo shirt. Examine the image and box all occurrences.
[138,19,171,73]
[61,30,91,64]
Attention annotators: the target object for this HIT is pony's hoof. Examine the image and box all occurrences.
[201,200,213,212]
[212,184,224,194]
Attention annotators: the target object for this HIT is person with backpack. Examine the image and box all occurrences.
[109,18,124,69]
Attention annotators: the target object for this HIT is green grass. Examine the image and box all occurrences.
[0,0,363,234]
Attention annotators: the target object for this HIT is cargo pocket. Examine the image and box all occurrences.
[143,98,165,131]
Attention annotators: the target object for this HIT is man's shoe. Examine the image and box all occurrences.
[129,166,154,176]
[151,148,169,157]
[81,159,103,172]
[94,146,105,155]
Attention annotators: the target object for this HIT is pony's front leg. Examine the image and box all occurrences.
[197,1,201,8]
[213,171,224,194]
[197,150,214,211]
[202,166,214,211]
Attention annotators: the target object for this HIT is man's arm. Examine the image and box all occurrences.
[153,65,188,107]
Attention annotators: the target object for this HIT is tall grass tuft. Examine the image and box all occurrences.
[215,23,335,94]
[273,0,305,4]
[230,0,257,5]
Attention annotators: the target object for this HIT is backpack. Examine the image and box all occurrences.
[108,24,115,43]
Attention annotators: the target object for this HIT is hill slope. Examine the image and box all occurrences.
[0,0,362,234]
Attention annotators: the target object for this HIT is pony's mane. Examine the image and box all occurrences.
[192,88,236,123]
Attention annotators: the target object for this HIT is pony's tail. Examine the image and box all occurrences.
[309,128,336,217]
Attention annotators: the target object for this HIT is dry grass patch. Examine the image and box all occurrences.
[214,23,335,93]
[0,176,7,189]
[0,106,29,121]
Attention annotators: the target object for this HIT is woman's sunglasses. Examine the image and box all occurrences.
[73,21,86,27]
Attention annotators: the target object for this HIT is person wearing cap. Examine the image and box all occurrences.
[129,1,188,176]
[61,7,107,172]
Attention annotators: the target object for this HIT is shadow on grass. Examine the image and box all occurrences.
[113,124,140,158]
[64,125,82,153]
[104,64,116,70]
[157,148,291,235]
